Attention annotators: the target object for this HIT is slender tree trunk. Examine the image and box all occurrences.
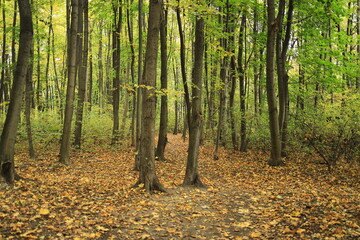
[88,31,93,111]
[214,8,228,159]
[134,0,165,193]
[357,0,360,89]
[25,45,36,159]
[134,0,143,170]
[74,0,89,148]
[253,1,259,116]
[0,0,7,106]
[276,0,293,157]
[173,63,179,134]
[44,2,53,109]
[227,3,238,151]
[126,0,136,145]
[183,17,205,187]
[98,22,104,110]
[176,0,191,129]
[155,7,168,161]
[266,0,283,166]
[0,0,33,184]
[59,0,79,165]
[238,12,247,152]
[112,0,122,144]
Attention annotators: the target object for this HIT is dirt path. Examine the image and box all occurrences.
[0,134,359,239]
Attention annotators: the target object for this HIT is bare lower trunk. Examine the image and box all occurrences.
[135,0,165,193]
[183,18,205,187]
[0,0,33,184]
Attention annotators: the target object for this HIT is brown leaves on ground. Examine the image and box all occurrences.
[0,134,359,239]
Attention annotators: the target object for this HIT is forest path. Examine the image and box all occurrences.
[0,134,359,239]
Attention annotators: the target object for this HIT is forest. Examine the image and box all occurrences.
[0,0,359,239]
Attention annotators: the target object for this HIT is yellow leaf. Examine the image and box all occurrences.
[233,221,251,228]
[39,208,50,215]
[296,228,306,234]
[250,232,262,238]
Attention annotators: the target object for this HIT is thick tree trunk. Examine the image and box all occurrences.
[155,7,168,162]
[266,0,283,166]
[0,0,33,184]
[135,0,165,193]
[59,0,78,165]
[182,18,205,187]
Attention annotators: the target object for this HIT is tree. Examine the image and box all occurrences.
[182,17,205,187]
[134,0,165,193]
[59,0,79,165]
[276,0,294,157]
[111,0,122,144]
[74,0,89,148]
[155,5,168,162]
[266,0,284,166]
[0,0,33,184]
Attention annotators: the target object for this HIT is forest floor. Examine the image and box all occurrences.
[0,134,359,240]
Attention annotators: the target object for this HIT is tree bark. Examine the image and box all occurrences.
[276,0,293,157]
[74,0,89,148]
[357,0,360,89]
[182,17,205,187]
[59,0,79,165]
[134,0,143,171]
[176,0,191,129]
[0,0,8,106]
[25,45,36,159]
[266,0,283,166]
[111,0,122,144]
[0,0,33,184]
[135,0,165,193]
[155,6,168,161]
[238,11,247,152]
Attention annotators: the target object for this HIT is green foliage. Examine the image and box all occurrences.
[294,92,360,170]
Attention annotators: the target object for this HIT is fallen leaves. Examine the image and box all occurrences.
[0,134,359,239]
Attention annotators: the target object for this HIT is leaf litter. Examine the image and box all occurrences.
[0,134,359,239]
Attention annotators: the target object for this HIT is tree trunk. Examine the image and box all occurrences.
[176,0,191,129]
[111,0,122,144]
[59,0,79,165]
[238,12,247,152]
[74,0,89,148]
[135,0,165,193]
[357,0,360,89]
[214,7,228,159]
[134,0,143,171]
[98,22,104,110]
[227,3,238,151]
[126,0,136,145]
[276,0,293,157]
[25,45,36,159]
[182,17,205,187]
[0,0,33,184]
[0,0,7,106]
[173,64,179,134]
[155,6,168,161]
[266,0,283,166]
